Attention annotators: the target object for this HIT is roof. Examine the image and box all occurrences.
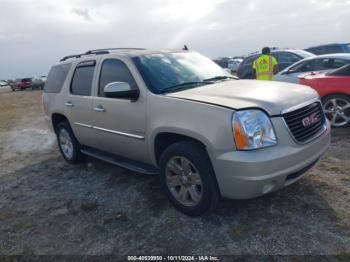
[300,53,350,61]
[305,43,350,49]
[245,49,312,58]
[58,48,186,63]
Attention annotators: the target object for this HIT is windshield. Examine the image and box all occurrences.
[326,64,350,76]
[133,52,234,93]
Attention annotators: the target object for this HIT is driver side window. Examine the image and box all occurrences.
[99,59,138,97]
[291,60,319,72]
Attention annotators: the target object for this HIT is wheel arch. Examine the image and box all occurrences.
[321,92,350,103]
[152,130,212,165]
[51,113,70,132]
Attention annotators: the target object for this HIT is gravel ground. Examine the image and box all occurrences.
[0,90,349,256]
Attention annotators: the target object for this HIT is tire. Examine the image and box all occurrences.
[55,121,84,163]
[322,94,350,128]
[159,140,220,216]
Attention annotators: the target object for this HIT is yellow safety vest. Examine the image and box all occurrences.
[252,55,277,81]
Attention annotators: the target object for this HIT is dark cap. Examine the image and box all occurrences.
[262,47,271,55]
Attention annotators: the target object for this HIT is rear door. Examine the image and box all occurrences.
[90,57,148,162]
[64,60,97,147]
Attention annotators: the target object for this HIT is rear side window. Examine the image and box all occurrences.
[323,45,343,54]
[71,61,95,96]
[320,58,348,70]
[44,63,71,93]
[98,59,138,97]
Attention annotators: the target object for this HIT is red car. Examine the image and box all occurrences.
[299,64,350,127]
[11,78,32,91]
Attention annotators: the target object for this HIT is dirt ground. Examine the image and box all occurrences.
[0,89,349,256]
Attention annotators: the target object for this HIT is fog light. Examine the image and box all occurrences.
[262,182,276,194]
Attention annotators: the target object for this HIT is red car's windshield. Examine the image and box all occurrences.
[326,64,350,76]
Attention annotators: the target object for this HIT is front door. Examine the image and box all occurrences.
[91,58,148,163]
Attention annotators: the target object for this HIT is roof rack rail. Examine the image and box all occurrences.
[86,48,146,53]
[60,48,146,62]
[60,51,110,62]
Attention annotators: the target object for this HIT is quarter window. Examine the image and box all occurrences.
[71,61,95,96]
[99,59,137,97]
[44,63,71,93]
[320,58,348,69]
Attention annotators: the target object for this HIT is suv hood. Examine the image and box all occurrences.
[165,80,318,115]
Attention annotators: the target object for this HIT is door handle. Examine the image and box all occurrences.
[65,101,74,107]
[94,105,106,112]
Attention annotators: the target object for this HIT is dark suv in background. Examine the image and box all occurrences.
[237,50,314,79]
[305,43,350,55]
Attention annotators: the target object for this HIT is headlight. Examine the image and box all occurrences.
[232,110,277,150]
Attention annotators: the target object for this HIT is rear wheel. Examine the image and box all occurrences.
[159,141,220,216]
[56,121,84,163]
[322,94,350,127]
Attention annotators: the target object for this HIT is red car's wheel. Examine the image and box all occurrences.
[323,94,350,127]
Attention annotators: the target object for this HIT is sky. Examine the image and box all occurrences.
[0,0,349,79]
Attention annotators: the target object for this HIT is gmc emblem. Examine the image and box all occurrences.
[302,113,319,127]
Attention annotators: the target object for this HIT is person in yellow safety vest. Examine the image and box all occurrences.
[252,47,278,80]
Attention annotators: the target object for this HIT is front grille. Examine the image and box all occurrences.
[283,102,325,143]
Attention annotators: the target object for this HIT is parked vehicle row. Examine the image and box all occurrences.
[0,80,9,87]
[304,43,350,55]
[11,78,32,91]
[275,54,350,83]
[218,43,349,76]
[237,49,315,79]
[227,58,243,73]
[9,76,46,91]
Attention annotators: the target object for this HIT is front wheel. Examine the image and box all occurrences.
[159,141,220,216]
[56,121,84,163]
[322,94,350,127]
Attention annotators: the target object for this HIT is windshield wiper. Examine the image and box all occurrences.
[162,81,212,93]
[203,75,238,82]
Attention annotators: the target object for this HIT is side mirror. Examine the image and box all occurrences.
[284,68,298,75]
[104,82,139,101]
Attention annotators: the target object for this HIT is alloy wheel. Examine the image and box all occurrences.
[324,98,350,127]
[165,156,203,207]
[59,128,74,159]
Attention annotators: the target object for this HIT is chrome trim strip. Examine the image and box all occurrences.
[281,97,320,115]
[73,122,144,140]
[93,126,145,140]
[74,122,92,128]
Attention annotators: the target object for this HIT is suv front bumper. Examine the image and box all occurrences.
[211,118,331,199]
